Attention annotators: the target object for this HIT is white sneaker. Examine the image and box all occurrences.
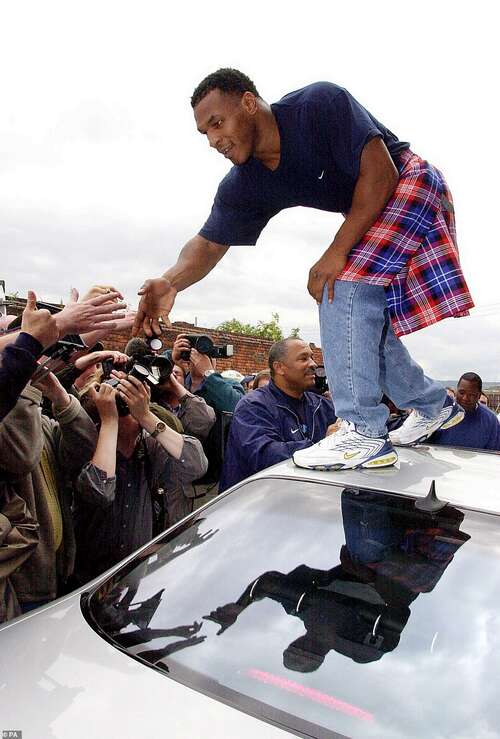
[389,397,464,446]
[293,428,398,471]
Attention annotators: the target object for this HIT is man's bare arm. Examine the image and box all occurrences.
[165,235,230,290]
[133,235,229,336]
[307,137,399,302]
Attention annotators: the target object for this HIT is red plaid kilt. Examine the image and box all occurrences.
[339,150,474,337]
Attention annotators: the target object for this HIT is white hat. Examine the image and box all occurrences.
[221,369,244,382]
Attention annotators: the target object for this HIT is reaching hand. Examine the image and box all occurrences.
[81,285,122,303]
[21,290,60,349]
[307,251,348,304]
[133,277,177,337]
[112,309,137,332]
[55,288,127,335]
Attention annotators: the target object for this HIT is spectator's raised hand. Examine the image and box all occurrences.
[117,375,151,424]
[112,309,137,332]
[75,350,129,373]
[89,383,119,423]
[21,290,60,349]
[81,285,122,303]
[55,288,127,335]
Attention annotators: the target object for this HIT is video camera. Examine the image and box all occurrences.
[101,342,173,416]
[179,334,234,362]
[314,366,329,395]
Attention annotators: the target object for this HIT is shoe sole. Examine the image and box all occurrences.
[440,410,465,430]
[392,409,465,447]
[293,451,398,472]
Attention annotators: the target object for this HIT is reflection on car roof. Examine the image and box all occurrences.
[250,444,500,516]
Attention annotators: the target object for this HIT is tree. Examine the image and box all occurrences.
[216,313,300,342]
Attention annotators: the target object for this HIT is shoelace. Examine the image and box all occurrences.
[406,409,443,429]
[319,420,353,448]
[320,427,384,452]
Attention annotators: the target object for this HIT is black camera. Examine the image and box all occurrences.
[101,352,173,416]
[179,334,234,361]
[314,366,329,395]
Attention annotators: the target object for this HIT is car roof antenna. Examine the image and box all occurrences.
[415,480,447,513]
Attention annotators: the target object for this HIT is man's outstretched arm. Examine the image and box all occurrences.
[134,235,229,336]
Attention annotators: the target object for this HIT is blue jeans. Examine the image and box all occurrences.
[319,281,446,438]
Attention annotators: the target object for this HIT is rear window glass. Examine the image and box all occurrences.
[84,478,500,738]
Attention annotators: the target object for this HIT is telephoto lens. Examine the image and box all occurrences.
[128,364,150,383]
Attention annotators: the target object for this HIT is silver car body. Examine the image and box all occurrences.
[0,443,499,738]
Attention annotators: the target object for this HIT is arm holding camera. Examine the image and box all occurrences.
[189,348,245,413]
[75,384,119,509]
[87,384,119,478]
[117,375,185,460]
[35,371,98,477]
[171,376,216,442]
[116,374,208,481]
[134,235,230,337]
[74,350,129,374]
[171,334,243,414]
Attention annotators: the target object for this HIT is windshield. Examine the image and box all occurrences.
[84,478,500,738]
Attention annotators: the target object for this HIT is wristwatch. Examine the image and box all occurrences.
[150,420,167,438]
[203,369,216,378]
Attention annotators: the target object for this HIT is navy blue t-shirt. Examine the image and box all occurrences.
[199,82,410,247]
[429,403,500,451]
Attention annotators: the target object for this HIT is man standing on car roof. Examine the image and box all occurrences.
[133,68,473,471]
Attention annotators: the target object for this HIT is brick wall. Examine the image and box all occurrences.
[104,320,324,375]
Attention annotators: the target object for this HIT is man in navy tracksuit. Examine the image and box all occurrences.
[220,338,336,491]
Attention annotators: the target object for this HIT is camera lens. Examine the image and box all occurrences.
[148,338,163,352]
[195,336,213,354]
[129,364,149,382]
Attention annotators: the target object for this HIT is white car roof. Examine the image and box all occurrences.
[0,596,292,739]
[249,443,500,516]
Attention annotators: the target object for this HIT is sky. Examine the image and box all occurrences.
[1,1,499,380]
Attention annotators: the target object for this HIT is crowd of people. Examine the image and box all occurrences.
[0,286,499,625]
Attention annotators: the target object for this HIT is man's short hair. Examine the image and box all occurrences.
[458,372,482,392]
[191,68,260,109]
[268,337,301,378]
